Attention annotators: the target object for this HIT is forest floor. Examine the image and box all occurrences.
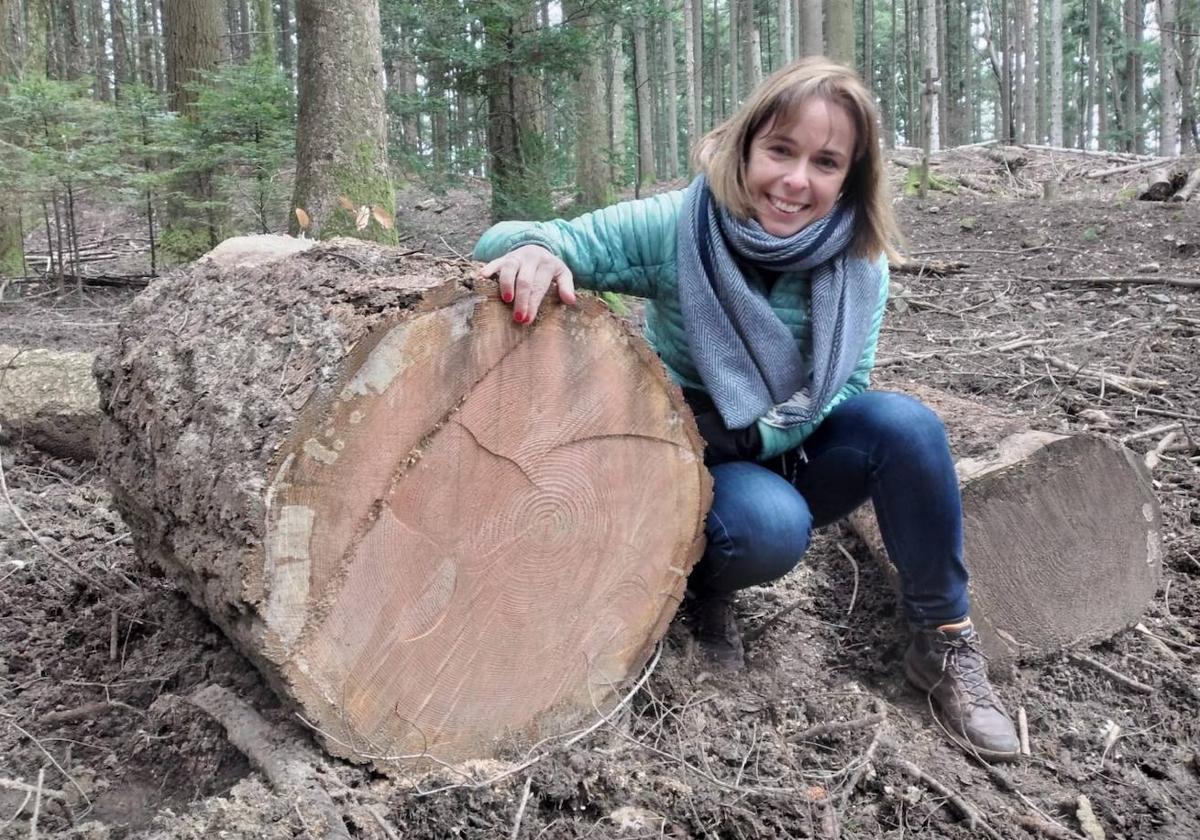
[1,146,1199,839]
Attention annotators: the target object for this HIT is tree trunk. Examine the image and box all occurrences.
[608,21,626,186]
[253,0,274,58]
[89,0,109,100]
[95,240,710,769]
[278,0,293,80]
[163,0,224,116]
[922,0,940,151]
[825,0,853,66]
[1181,0,1197,153]
[137,0,155,88]
[737,0,760,98]
[683,0,698,152]
[664,10,680,178]
[110,0,132,99]
[291,0,394,241]
[848,384,1161,672]
[633,14,654,187]
[482,4,548,220]
[780,0,793,66]
[1134,0,1145,153]
[801,0,821,58]
[1161,0,1178,155]
[1051,0,1063,146]
[1021,0,1035,143]
[566,0,610,206]
[0,344,100,460]
[61,0,85,79]
[692,0,703,133]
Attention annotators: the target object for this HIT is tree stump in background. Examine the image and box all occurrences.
[96,237,711,768]
[850,384,1162,671]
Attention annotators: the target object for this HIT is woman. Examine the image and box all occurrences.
[473,58,1020,762]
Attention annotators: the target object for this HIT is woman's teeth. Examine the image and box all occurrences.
[769,196,804,214]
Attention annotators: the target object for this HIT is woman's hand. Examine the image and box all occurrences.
[477,244,577,324]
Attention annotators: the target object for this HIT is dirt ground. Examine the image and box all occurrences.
[2,147,1199,839]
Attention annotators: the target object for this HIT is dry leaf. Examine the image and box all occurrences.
[294,207,310,229]
[355,205,370,231]
[337,195,355,212]
[371,205,394,230]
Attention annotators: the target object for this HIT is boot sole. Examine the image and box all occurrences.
[904,661,1022,763]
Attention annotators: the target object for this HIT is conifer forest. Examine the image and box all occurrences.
[1,2,1200,840]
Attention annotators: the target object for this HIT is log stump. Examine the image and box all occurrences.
[96,237,711,767]
[849,384,1162,671]
[0,344,100,459]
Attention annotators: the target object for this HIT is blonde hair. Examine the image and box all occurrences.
[693,57,901,263]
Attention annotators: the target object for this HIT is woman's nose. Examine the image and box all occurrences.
[782,161,810,190]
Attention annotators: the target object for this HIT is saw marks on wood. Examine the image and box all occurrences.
[266,294,709,764]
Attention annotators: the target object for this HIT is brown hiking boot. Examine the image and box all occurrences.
[904,620,1021,762]
[686,592,746,672]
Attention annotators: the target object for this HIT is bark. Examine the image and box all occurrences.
[1171,166,1200,201]
[848,385,1162,672]
[691,0,703,133]
[0,344,100,460]
[801,0,821,58]
[95,239,710,769]
[779,0,793,66]
[291,0,395,241]
[633,15,654,186]
[1180,0,1197,153]
[1139,167,1176,199]
[1134,0,1146,153]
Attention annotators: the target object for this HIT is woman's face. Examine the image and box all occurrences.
[743,97,857,238]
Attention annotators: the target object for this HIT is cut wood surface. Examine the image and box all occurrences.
[0,344,100,459]
[849,384,1162,671]
[96,236,711,769]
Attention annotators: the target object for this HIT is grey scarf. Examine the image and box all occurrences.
[676,175,883,430]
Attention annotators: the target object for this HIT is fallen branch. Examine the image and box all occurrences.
[1032,352,1169,393]
[38,699,143,726]
[789,712,885,743]
[1026,273,1200,290]
[888,756,1004,840]
[1067,652,1154,695]
[1171,167,1200,202]
[186,684,351,840]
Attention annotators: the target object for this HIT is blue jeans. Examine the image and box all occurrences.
[691,391,969,626]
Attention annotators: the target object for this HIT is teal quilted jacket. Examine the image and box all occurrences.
[472,189,890,459]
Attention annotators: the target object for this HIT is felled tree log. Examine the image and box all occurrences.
[849,384,1161,671]
[0,344,100,459]
[96,236,711,768]
[1139,168,1176,200]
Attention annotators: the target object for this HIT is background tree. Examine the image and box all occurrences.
[291,0,394,240]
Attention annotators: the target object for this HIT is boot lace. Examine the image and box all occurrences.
[940,630,1004,710]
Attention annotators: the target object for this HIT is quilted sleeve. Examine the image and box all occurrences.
[472,191,684,299]
[756,257,891,459]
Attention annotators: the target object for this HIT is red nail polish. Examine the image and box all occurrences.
[502,292,513,303]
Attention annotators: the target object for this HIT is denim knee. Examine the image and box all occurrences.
[695,462,813,593]
[857,392,950,462]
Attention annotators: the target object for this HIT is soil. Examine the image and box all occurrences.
[2,147,1199,839]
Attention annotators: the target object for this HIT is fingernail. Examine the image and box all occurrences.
[502,292,513,303]
[513,312,523,323]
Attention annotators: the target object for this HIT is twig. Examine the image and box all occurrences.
[1029,273,1200,290]
[836,710,887,812]
[789,712,885,743]
[38,699,143,726]
[1016,813,1091,839]
[109,609,119,662]
[743,598,807,643]
[834,543,860,615]
[2,716,90,810]
[1017,707,1031,756]
[510,775,534,840]
[1121,422,1184,444]
[366,806,401,840]
[29,769,43,840]
[1067,652,1154,694]
[889,757,1004,840]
